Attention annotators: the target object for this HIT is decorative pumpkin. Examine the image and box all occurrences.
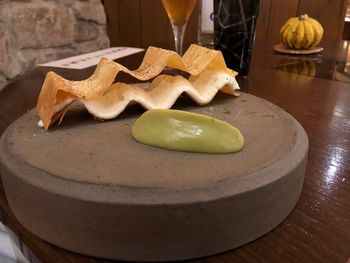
[280,14,324,50]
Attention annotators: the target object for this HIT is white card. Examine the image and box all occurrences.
[39,47,144,69]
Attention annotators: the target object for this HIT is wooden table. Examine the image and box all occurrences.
[0,42,349,263]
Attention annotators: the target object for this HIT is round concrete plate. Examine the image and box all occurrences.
[0,92,308,261]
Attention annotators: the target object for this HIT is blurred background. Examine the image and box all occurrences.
[0,0,349,90]
[104,0,349,50]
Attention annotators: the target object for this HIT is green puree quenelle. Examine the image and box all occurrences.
[132,109,244,153]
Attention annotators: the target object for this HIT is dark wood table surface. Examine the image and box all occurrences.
[0,41,349,263]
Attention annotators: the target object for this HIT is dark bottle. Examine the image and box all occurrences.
[214,0,260,76]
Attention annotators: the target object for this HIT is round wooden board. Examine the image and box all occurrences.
[274,43,323,55]
[0,92,308,261]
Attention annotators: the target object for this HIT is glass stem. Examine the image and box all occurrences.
[171,23,187,56]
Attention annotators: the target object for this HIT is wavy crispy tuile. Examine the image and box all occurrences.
[82,69,239,120]
[36,44,238,130]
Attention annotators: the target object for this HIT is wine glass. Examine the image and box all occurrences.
[162,0,197,55]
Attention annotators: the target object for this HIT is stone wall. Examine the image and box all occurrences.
[0,0,110,91]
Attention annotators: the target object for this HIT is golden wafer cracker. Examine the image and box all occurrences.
[36,44,239,130]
